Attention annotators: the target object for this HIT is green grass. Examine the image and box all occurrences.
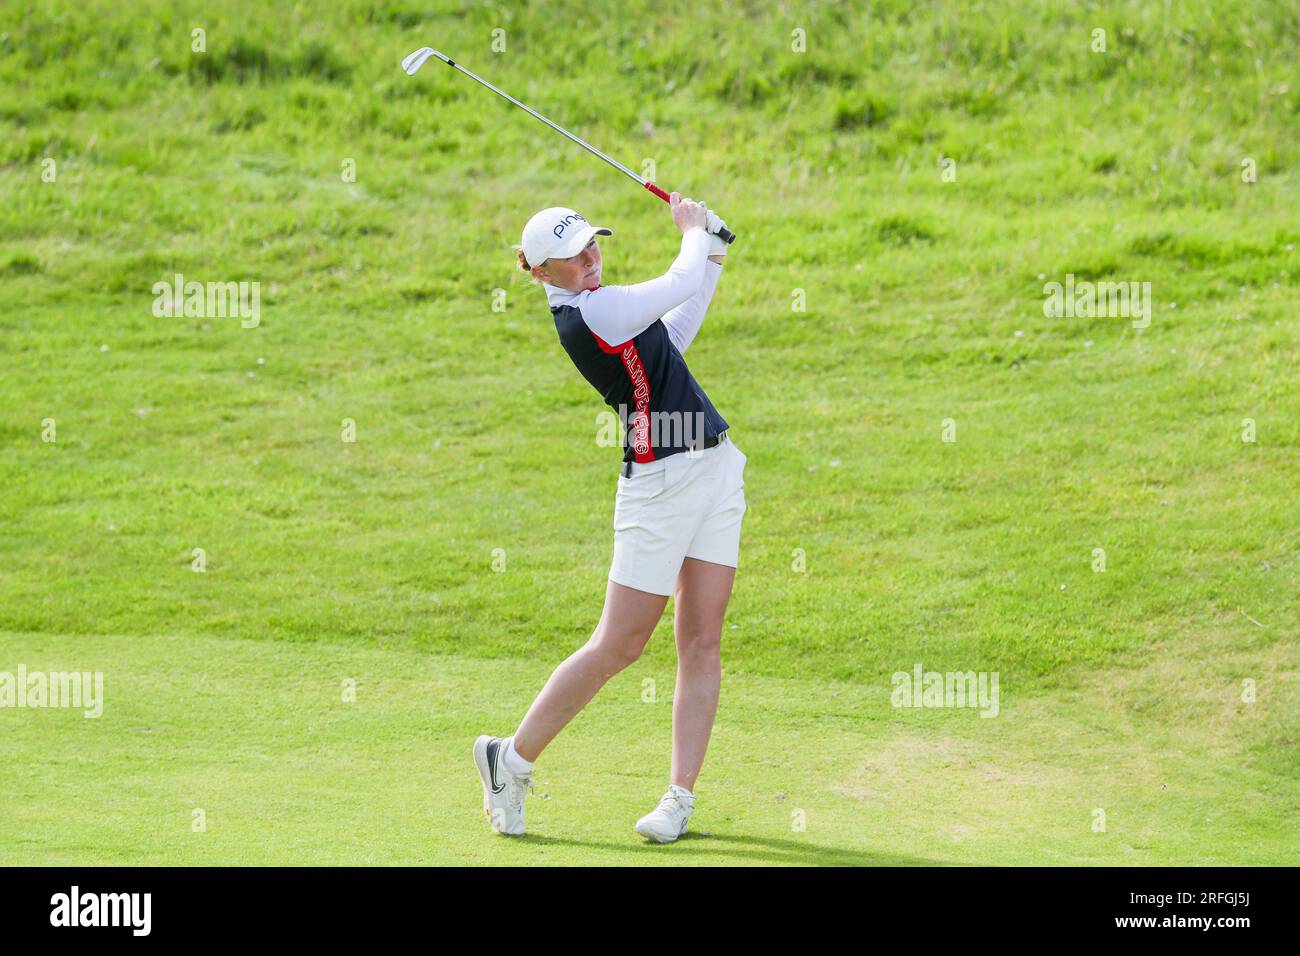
[0,0,1296,864]
[2,627,1292,865]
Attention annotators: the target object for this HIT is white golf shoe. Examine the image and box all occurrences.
[635,784,695,843]
[473,735,533,836]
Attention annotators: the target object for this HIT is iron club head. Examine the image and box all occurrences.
[401,47,439,75]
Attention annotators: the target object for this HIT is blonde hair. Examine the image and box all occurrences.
[514,244,544,285]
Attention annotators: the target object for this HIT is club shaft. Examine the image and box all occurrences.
[427,51,647,187]
[409,49,736,244]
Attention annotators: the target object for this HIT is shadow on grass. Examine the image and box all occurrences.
[508,830,949,866]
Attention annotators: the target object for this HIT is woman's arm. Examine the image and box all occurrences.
[662,258,724,354]
[574,227,712,347]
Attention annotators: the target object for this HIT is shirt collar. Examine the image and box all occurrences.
[544,282,601,307]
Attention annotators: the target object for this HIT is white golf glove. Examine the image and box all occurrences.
[702,206,730,257]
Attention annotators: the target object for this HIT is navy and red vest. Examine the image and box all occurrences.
[550,300,729,465]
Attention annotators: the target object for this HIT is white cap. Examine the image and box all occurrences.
[521,206,613,267]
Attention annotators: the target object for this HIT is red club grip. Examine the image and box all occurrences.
[644,182,738,244]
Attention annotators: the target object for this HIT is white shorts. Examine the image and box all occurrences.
[608,437,748,596]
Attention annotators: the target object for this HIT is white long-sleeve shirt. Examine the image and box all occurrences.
[544,226,720,352]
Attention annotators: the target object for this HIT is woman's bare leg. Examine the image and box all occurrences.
[510,579,669,762]
[669,557,736,791]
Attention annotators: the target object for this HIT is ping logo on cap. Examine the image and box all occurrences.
[553,213,588,238]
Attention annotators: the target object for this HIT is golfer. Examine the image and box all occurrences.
[474,193,746,842]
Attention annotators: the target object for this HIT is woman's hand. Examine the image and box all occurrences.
[670,192,708,233]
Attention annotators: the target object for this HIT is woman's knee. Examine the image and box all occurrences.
[586,629,649,672]
[676,632,722,667]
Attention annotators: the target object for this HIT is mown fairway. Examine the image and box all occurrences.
[1,0,1296,864]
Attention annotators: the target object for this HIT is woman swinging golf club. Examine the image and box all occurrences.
[474,193,746,843]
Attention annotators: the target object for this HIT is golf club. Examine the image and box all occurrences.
[401,47,737,245]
